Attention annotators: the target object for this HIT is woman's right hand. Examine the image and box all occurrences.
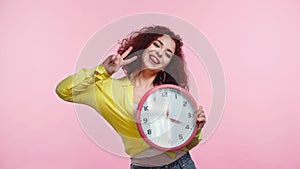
[102,46,137,75]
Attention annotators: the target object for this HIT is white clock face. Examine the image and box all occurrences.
[137,85,198,151]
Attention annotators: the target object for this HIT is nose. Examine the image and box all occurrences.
[157,49,164,57]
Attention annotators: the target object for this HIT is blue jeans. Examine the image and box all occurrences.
[130,152,197,169]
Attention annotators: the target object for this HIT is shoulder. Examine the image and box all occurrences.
[117,76,132,86]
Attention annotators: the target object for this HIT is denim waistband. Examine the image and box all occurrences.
[131,152,194,169]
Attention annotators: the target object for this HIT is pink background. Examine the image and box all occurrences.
[1,0,300,169]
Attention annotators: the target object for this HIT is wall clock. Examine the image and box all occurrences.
[136,84,199,151]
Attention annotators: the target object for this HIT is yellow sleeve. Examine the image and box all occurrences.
[56,65,151,157]
[184,128,202,150]
[55,64,110,104]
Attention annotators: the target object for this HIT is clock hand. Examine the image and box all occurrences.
[168,117,186,125]
[166,104,169,118]
[169,118,181,124]
[165,104,187,125]
[166,109,169,118]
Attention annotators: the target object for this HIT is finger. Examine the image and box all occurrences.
[111,54,117,60]
[196,113,206,119]
[113,54,122,65]
[108,55,116,64]
[201,112,205,117]
[122,56,138,66]
[197,112,205,117]
[194,106,203,113]
[197,116,206,123]
[198,113,206,119]
[121,46,133,59]
[197,110,205,117]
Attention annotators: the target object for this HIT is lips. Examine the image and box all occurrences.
[149,54,160,64]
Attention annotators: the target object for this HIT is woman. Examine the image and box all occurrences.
[56,25,206,169]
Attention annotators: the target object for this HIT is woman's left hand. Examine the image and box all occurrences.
[196,106,206,129]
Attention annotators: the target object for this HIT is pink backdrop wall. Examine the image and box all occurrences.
[1,0,299,168]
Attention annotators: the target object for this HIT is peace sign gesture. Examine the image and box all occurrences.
[102,46,137,75]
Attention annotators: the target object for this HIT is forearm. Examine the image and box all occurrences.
[55,64,110,102]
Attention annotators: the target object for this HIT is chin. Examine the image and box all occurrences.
[141,66,161,73]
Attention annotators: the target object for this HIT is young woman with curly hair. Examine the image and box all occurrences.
[56,25,206,169]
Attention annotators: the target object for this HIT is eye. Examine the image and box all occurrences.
[153,42,160,47]
[165,52,173,58]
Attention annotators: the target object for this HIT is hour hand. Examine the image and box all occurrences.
[169,118,181,124]
[168,117,186,125]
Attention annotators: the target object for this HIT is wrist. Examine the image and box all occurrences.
[94,64,111,80]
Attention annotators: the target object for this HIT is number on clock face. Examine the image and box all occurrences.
[137,85,198,151]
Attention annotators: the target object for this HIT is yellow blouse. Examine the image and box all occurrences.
[56,64,202,158]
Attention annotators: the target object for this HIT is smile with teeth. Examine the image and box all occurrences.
[149,54,160,64]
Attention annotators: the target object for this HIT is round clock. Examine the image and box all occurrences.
[136,84,199,151]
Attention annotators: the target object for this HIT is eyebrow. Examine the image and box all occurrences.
[156,40,174,54]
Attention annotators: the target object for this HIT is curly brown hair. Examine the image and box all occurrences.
[118,25,188,90]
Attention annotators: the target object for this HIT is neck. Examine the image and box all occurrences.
[131,70,158,88]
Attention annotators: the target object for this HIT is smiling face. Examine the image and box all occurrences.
[141,34,176,72]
